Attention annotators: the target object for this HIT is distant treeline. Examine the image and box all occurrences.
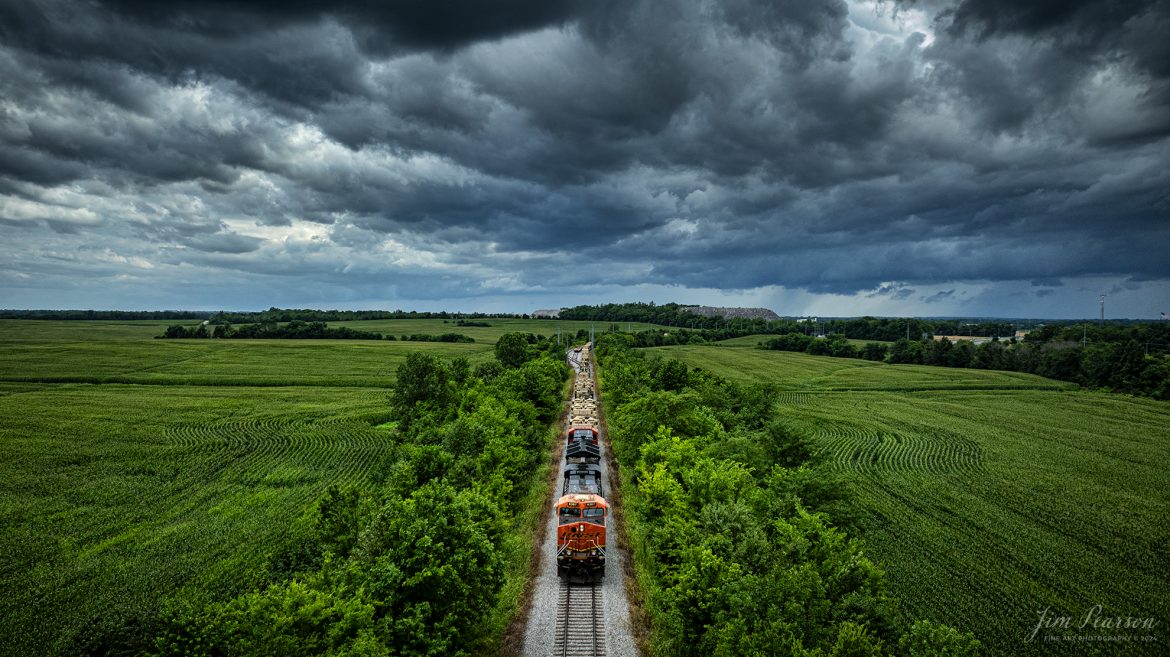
[590,319,1170,398]
[209,308,522,323]
[760,329,1170,399]
[159,320,473,343]
[561,302,1170,342]
[0,308,524,322]
[0,309,209,320]
[561,302,772,331]
[562,302,1019,338]
[399,333,475,343]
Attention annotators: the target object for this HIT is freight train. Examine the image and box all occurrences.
[556,343,607,582]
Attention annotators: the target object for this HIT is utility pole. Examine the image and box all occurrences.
[1099,294,1105,326]
[590,322,594,344]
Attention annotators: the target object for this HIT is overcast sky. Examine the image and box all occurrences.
[1,0,1168,318]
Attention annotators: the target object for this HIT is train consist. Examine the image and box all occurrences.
[556,343,608,582]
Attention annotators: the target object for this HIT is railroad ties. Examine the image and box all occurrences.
[554,578,605,657]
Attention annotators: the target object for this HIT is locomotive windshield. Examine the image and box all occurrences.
[583,508,605,526]
[559,506,604,525]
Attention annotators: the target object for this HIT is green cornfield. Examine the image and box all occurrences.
[649,341,1170,656]
[0,319,614,654]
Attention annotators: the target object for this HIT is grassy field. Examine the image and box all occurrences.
[0,318,661,343]
[0,319,656,387]
[715,333,893,349]
[0,318,613,655]
[648,344,1169,656]
[653,344,1073,391]
[0,338,494,386]
[0,384,393,654]
[340,317,662,342]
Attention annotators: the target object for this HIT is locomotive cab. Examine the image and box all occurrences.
[568,426,598,446]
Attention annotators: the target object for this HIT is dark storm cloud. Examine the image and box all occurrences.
[0,4,362,113]
[944,0,1159,44]
[96,0,597,53]
[183,232,263,254]
[0,146,86,186]
[867,282,916,299]
[0,0,604,104]
[903,0,1170,139]
[470,0,890,186]
[0,0,1168,313]
[922,289,955,303]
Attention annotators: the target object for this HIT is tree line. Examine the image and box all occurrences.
[158,320,474,343]
[593,333,980,656]
[559,302,1169,342]
[0,308,523,322]
[208,308,525,324]
[760,332,1170,399]
[559,302,1024,340]
[565,307,1170,399]
[134,333,567,656]
[0,309,210,320]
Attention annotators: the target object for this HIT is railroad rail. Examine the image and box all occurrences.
[553,579,605,657]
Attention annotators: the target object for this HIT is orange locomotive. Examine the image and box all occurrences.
[555,492,607,582]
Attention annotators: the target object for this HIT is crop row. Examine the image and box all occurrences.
[0,384,394,655]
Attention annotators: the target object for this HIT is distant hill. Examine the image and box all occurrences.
[682,306,781,321]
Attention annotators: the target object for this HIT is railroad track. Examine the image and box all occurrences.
[553,579,605,657]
